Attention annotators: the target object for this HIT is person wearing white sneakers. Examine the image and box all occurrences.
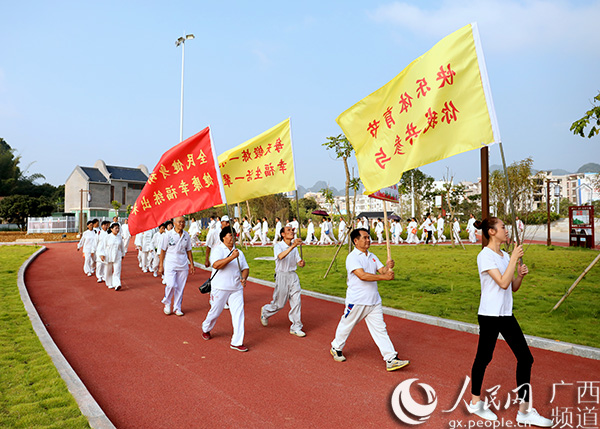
[101,223,125,291]
[468,217,552,427]
[330,228,409,372]
[158,217,194,317]
[260,226,306,337]
[201,227,250,352]
[77,221,97,276]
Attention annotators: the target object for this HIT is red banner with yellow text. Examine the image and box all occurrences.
[128,127,225,235]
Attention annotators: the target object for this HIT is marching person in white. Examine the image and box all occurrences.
[273,217,282,244]
[515,216,525,243]
[151,224,166,277]
[290,217,299,239]
[241,216,252,243]
[121,219,131,255]
[338,218,348,244]
[304,218,317,244]
[99,223,125,290]
[330,228,409,372]
[232,218,240,240]
[188,217,200,247]
[260,226,306,336]
[326,217,337,244]
[468,217,553,427]
[250,219,262,244]
[394,219,404,244]
[422,213,437,245]
[204,216,229,268]
[77,221,97,276]
[437,214,446,243]
[318,219,332,245]
[158,216,194,316]
[467,213,477,243]
[406,218,419,244]
[261,217,270,245]
[375,218,384,244]
[201,227,250,352]
[453,217,462,243]
[95,221,110,283]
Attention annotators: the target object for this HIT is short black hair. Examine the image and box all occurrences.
[86,220,93,226]
[101,220,111,227]
[220,226,233,242]
[350,228,369,245]
[165,220,173,228]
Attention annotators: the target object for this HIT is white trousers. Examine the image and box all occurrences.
[319,233,332,244]
[241,231,252,242]
[96,259,106,281]
[251,231,261,243]
[202,288,245,346]
[304,232,316,244]
[152,251,160,273]
[123,237,130,254]
[377,232,383,243]
[469,229,477,243]
[437,229,446,242]
[262,271,302,331]
[140,250,153,271]
[161,269,189,312]
[105,259,122,288]
[83,252,94,275]
[331,302,397,361]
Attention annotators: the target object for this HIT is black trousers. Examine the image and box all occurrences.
[471,315,534,401]
[425,230,433,244]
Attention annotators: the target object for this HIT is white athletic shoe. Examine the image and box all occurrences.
[290,330,306,337]
[174,310,184,316]
[163,305,171,315]
[467,400,498,421]
[516,408,553,427]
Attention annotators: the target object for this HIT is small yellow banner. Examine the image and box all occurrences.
[218,119,296,204]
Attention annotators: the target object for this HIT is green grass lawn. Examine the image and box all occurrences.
[0,246,89,428]
[195,243,600,348]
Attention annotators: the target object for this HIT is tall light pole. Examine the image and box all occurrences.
[176,33,195,142]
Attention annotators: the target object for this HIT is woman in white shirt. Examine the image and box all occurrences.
[100,223,125,291]
[468,217,552,427]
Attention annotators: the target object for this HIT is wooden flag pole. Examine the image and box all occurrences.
[295,190,303,259]
[225,204,243,275]
[499,142,521,248]
[552,252,600,311]
[383,200,391,261]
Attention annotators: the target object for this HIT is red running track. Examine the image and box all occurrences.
[24,243,599,428]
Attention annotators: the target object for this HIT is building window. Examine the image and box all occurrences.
[110,186,114,202]
[122,187,126,205]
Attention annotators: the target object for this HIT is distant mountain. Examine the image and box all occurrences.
[299,181,348,197]
[577,163,600,173]
[549,169,571,175]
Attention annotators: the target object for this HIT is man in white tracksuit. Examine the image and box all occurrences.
[152,224,166,277]
[95,221,110,283]
[330,228,410,372]
[273,217,282,244]
[204,216,228,268]
[338,218,348,244]
[375,218,384,244]
[201,226,250,352]
[121,219,131,255]
[158,216,194,316]
[304,219,317,244]
[77,221,97,276]
[437,214,446,243]
[260,226,306,337]
[241,217,252,243]
[326,218,337,244]
[261,217,270,245]
[467,213,477,243]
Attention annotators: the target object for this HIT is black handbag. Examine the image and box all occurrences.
[199,276,213,294]
[199,249,234,294]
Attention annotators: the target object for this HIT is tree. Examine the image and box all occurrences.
[571,92,600,139]
[322,135,355,224]
[489,157,534,220]
[398,169,434,218]
[111,200,122,213]
[0,195,55,230]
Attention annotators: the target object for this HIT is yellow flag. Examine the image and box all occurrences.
[336,23,500,194]
[218,119,296,204]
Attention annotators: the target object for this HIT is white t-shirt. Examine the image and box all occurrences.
[210,243,249,291]
[477,247,513,316]
[161,229,192,271]
[274,241,301,272]
[437,218,444,230]
[345,248,384,306]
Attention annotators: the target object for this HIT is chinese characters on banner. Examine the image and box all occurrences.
[336,23,501,195]
[128,127,225,235]
[217,118,296,204]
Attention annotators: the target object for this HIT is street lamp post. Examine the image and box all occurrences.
[546,178,558,246]
[175,33,195,142]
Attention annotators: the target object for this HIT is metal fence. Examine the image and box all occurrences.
[27,217,78,233]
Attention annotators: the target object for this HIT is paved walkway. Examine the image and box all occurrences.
[22,243,600,428]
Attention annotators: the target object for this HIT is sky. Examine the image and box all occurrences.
[1,0,599,190]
